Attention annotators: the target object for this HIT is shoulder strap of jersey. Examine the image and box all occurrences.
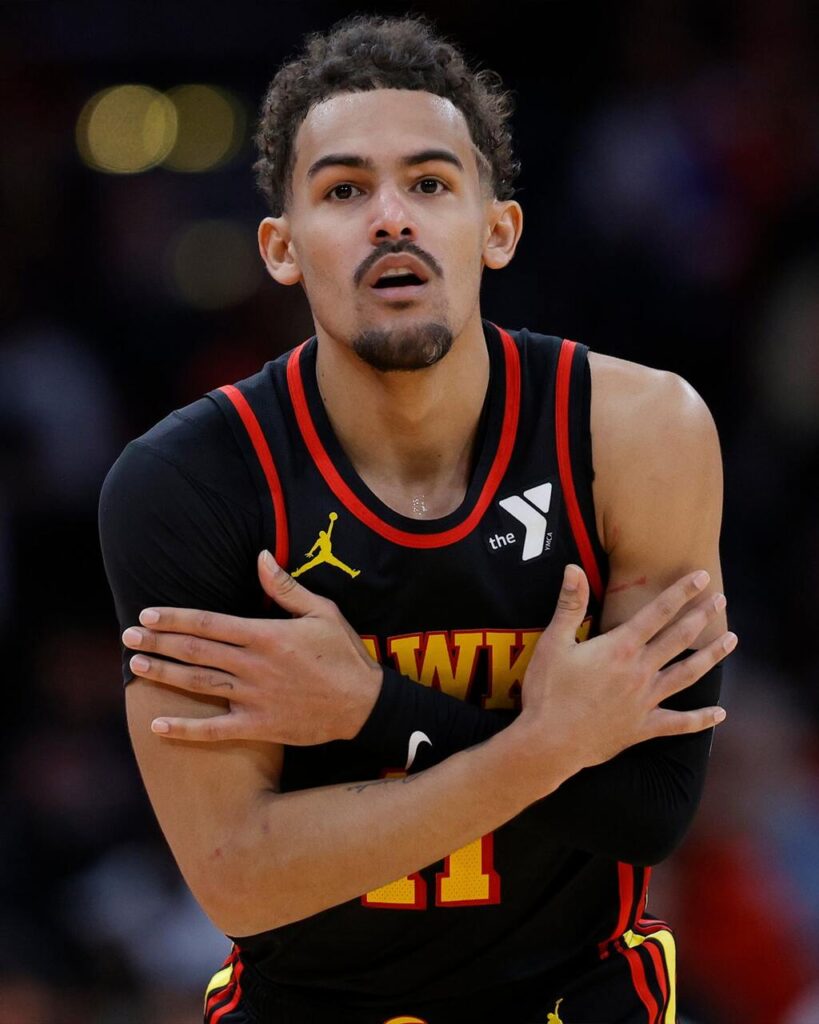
[554,338,608,605]
[207,384,290,577]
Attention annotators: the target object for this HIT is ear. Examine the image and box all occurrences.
[482,199,523,271]
[258,216,302,286]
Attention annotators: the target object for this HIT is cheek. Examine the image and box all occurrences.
[297,235,350,299]
[447,229,485,288]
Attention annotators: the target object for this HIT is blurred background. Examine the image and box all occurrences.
[1,0,817,1021]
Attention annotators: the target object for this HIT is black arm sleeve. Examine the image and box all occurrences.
[98,437,264,684]
[355,653,722,866]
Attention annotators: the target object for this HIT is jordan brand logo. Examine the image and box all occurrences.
[546,998,564,1023]
[291,512,361,579]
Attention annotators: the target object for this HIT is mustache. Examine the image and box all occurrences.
[354,242,442,288]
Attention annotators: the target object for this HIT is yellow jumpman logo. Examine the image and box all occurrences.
[291,512,360,579]
[546,998,564,1024]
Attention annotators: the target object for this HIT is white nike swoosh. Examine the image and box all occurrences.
[405,730,432,771]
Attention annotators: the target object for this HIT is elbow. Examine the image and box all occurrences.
[618,803,701,867]
[186,826,288,938]
[621,832,684,868]
[185,856,257,938]
[194,863,287,939]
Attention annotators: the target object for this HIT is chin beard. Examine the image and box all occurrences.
[352,321,454,373]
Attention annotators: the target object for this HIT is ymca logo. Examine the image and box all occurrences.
[493,482,554,561]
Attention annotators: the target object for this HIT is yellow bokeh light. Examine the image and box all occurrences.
[76,85,178,174]
[163,85,245,172]
[167,219,262,310]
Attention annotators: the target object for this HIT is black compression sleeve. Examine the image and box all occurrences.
[354,651,722,864]
[526,656,723,864]
[99,439,262,684]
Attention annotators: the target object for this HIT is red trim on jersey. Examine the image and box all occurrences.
[208,958,245,1023]
[218,385,290,570]
[554,339,605,603]
[636,915,673,934]
[600,861,635,956]
[286,326,521,548]
[599,865,665,1022]
[622,946,661,1023]
[205,983,232,1016]
[643,940,669,1010]
[633,916,673,1012]
[205,948,239,1015]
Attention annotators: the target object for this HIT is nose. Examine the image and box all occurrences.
[368,184,417,245]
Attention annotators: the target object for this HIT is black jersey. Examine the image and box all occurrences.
[206,321,648,999]
[100,320,681,1023]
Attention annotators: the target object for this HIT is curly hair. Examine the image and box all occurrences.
[253,13,520,216]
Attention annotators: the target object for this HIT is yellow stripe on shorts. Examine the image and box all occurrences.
[623,927,677,1024]
[204,963,234,1010]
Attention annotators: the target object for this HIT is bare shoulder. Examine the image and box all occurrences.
[587,351,723,553]
[587,351,718,443]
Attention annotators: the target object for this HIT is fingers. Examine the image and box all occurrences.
[548,565,590,643]
[649,703,727,739]
[150,713,244,742]
[654,631,738,704]
[134,606,254,646]
[258,550,329,617]
[127,650,238,695]
[647,590,727,668]
[620,570,711,649]
[123,626,244,674]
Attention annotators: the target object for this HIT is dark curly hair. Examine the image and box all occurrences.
[253,13,520,216]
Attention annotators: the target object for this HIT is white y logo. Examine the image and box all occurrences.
[499,482,553,561]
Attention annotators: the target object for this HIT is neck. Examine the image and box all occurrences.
[314,310,490,518]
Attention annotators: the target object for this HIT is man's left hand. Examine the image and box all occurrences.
[121,550,383,745]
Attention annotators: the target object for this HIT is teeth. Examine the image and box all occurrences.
[379,266,416,278]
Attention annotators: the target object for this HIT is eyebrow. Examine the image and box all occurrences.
[306,148,465,180]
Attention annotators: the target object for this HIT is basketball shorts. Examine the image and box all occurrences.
[203,923,676,1024]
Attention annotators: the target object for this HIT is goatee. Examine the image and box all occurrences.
[352,322,453,372]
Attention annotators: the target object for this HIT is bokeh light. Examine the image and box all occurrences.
[163,85,245,172]
[76,85,178,174]
[166,219,262,309]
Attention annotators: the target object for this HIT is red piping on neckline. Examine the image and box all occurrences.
[286,325,521,548]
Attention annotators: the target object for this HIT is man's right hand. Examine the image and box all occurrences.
[516,564,736,789]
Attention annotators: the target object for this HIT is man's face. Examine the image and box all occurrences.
[262,89,509,372]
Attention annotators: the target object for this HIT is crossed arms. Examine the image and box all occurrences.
[100,356,733,937]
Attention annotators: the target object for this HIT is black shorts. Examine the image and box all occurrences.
[203,922,676,1024]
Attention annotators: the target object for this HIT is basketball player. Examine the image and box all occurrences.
[99,15,734,1023]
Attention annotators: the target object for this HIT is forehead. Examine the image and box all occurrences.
[292,89,478,180]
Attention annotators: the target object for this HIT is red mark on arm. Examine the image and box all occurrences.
[607,575,648,595]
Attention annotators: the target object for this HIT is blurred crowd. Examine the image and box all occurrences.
[1,1,817,1021]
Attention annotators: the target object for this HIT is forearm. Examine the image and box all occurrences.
[526,728,711,865]
[355,655,721,864]
[527,661,721,864]
[211,722,569,937]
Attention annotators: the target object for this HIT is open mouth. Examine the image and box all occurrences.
[372,272,425,289]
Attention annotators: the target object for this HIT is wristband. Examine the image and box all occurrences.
[353,666,516,772]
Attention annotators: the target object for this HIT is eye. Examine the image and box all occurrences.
[415,178,447,195]
[325,183,363,201]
